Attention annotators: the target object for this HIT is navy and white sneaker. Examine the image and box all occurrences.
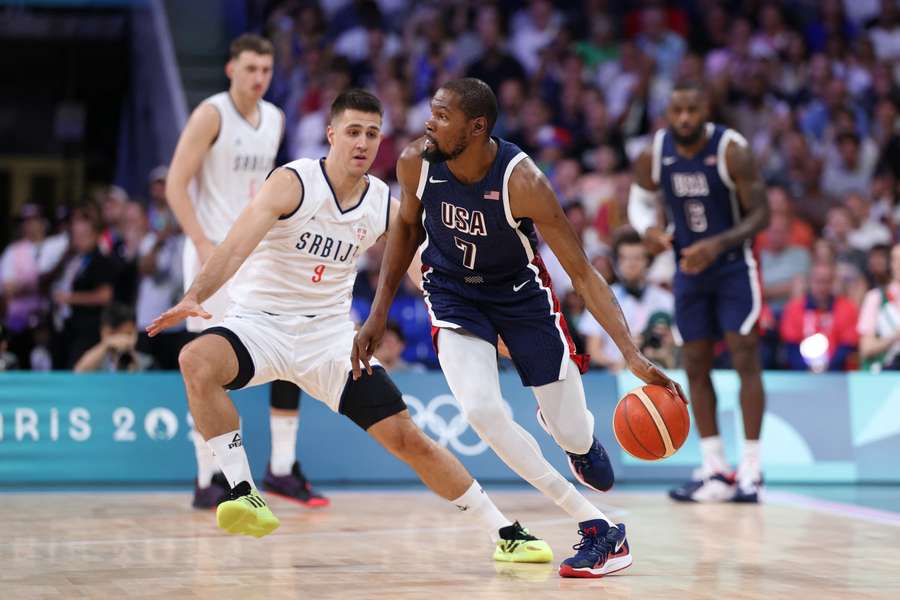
[559,519,632,578]
[732,478,764,503]
[669,472,736,503]
[537,409,615,492]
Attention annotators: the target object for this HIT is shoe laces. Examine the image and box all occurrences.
[501,520,538,542]
[571,527,614,562]
[224,481,253,502]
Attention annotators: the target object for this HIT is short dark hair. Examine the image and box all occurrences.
[229,33,274,60]
[672,80,705,95]
[440,78,499,134]
[101,303,135,330]
[385,320,405,344]
[330,88,383,122]
[613,227,645,261]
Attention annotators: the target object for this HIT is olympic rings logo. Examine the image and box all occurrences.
[402,393,513,456]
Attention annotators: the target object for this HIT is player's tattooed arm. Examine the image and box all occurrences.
[509,158,638,360]
[353,141,426,377]
[679,141,770,274]
[720,141,770,249]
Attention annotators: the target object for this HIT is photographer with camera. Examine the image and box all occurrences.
[577,228,675,371]
[74,303,153,373]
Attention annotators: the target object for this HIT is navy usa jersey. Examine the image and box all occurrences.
[653,123,751,270]
[415,137,587,386]
[651,123,762,340]
[418,137,536,284]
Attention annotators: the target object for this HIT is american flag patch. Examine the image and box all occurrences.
[483,190,500,201]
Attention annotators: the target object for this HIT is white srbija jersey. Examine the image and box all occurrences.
[194,92,283,242]
[229,158,391,316]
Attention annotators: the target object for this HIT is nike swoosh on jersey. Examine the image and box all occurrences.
[662,157,676,165]
[429,176,448,183]
[513,281,528,291]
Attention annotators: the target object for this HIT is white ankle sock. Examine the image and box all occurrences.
[738,439,761,484]
[700,436,730,477]
[270,414,299,476]
[207,430,255,489]
[451,480,512,543]
[192,430,218,488]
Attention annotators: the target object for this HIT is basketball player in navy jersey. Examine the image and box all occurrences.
[629,82,770,503]
[353,78,685,578]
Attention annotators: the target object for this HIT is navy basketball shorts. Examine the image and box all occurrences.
[673,260,761,342]
[422,267,588,387]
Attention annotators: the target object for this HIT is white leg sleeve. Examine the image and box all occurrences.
[438,329,608,524]
[531,361,595,455]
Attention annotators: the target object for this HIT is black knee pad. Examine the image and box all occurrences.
[269,380,301,410]
[338,366,407,430]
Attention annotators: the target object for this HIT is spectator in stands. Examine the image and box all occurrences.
[1,204,50,368]
[464,5,526,92]
[51,208,115,369]
[755,186,815,251]
[74,303,152,373]
[761,213,811,313]
[845,191,892,251]
[578,228,674,371]
[374,320,424,374]
[135,191,189,370]
[825,204,868,273]
[780,262,859,371]
[858,242,900,370]
[821,131,878,199]
[866,243,892,287]
[640,311,680,369]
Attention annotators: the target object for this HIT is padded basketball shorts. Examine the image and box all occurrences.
[423,268,587,387]
[673,260,761,342]
[183,238,232,333]
[201,309,371,414]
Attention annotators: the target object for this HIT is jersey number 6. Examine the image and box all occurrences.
[454,237,477,270]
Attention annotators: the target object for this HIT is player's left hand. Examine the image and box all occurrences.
[146,296,211,337]
[679,238,722,274]
[625,352,688,404]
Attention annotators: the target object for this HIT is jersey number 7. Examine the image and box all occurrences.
[454,237,477,270]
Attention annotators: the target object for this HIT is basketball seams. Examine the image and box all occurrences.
[633,387,676,457]
[623,395,661,460]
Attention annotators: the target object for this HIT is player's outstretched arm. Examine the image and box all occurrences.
[509,159,686,402]
[147,168,299,336]
[679,141,770,274]
[166,103,220,265]
[352,143,425,378]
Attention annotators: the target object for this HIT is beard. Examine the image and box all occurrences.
[420,136,467,163]
[669,124,705,146]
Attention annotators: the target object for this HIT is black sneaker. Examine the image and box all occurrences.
[192,472,230,509]
[262,461,329,507]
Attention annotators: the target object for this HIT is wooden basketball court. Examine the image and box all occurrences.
[3,488,898,599]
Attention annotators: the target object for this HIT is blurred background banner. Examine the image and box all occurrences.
[2,371,898,485]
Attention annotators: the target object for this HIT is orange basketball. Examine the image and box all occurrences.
[613,384,690,461]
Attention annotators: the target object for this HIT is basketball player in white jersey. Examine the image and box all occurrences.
[147,90,554,562]
[166,33,325,509]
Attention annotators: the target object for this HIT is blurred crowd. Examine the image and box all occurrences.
[5,0,900,373]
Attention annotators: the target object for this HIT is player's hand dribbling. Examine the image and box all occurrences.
[679,238,722,274]
[351,318,385,380]
[146,296,212,337]
[625,351,688,404]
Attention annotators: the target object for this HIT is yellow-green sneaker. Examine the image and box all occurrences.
[216,481,280,538]
[493,521,553,563]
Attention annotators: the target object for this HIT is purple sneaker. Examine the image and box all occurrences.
[192,472,230,509]
[262,462,329,508]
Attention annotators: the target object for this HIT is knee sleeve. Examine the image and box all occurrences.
[269,380,301,410]
[338,367,407,431]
